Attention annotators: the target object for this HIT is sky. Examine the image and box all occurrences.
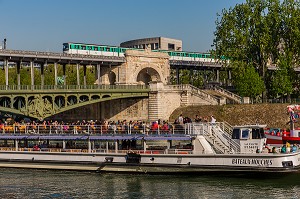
[0,0,245,53]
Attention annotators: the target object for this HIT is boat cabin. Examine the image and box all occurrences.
[232,125,267,153]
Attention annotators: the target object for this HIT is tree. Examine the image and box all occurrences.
[232,61,265,101]
[213,0,300,100]
[268,53,294,99]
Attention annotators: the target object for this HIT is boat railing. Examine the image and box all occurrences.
[185,122,240,153]
[0,147,193,155]
[0,124,189,135]
[211,126,240,153]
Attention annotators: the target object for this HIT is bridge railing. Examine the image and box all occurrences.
[0,84,149,91]
[0,49,125,61]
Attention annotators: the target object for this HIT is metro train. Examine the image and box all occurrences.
[63,42,221,62]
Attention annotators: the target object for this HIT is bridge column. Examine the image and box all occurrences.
[76,63,80,87]
[228,70,232,86]
[97,63,101,86]
[4,58,9,89]
[40,62,45,88]
[176,68,180,84]
[54,62,58,88]
[83,64,87,87]
[189,69,193,84]
[63,63,66,86]
[16,61,21,89]
[30,60,34,89]
[215,69,220,83]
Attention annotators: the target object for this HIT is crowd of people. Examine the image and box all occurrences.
[257,142,299,154]
[0,113,217,134]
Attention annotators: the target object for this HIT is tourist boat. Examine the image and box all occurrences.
[0,122,299,173]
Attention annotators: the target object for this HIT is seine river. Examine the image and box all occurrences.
[0,169,299,199]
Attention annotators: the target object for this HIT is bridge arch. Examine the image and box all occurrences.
[108,71,116,85]
[137,67,161,85]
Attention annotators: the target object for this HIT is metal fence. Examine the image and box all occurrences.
[0,124,189,135]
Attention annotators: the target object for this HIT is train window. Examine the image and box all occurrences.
[63,43,69,50]
[81,46,86,50]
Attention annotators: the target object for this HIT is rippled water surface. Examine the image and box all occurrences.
[0,169,299,199]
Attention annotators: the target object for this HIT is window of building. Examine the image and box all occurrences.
[168,43,175,50]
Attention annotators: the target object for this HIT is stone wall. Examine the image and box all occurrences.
[48,98,149,122]
[170,104,291,129]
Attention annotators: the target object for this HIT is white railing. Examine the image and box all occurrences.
[0,123,188,135]
[185,122,240,153]
[0,84,149,91]
[211,126,240,153]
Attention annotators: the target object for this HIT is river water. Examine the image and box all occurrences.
[0,169,299,199]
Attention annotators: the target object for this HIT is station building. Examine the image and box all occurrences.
[120,37,182,51]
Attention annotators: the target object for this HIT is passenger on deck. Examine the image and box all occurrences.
[33,145,40,151]
[211,115,216,124]
[291,144,298,153]
[281,145,287,153]
[272,147,277,153]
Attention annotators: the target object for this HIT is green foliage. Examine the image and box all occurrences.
[269,53,294,98]
[213,0,300,99]
[0,64,96,86]
[232,61,265,100]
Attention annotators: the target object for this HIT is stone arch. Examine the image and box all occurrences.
[136,67,161,85]
[108,71,116,85]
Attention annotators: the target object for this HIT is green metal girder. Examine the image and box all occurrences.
[0,86,149,120]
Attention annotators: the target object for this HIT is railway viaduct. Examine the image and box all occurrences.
[0,48,238,122]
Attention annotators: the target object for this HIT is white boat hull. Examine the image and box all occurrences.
[0,151,299,173]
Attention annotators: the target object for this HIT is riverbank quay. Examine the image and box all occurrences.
[170,104,290,129]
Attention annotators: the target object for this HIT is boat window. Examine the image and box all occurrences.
[260,128,266,138]
[252,128,259,139]
[232,129,240,139]
[241,129,249,139]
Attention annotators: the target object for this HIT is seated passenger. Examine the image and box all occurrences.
[272,147,277,153]
[33,145,40,151]
[291,144,298,153]
[281,145,286,153]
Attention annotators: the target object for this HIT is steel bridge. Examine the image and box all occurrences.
[0,85,149,120]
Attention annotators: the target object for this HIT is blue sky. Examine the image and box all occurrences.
[0,0,245,53]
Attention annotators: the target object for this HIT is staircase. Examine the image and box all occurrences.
[205,86,242,104]
[164,84,220,105]
[187,122,240,154]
